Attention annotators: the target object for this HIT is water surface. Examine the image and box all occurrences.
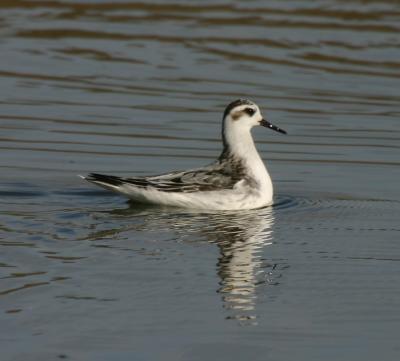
[1,1,400,360]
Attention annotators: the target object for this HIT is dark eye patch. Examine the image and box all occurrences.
[244,107,255,116]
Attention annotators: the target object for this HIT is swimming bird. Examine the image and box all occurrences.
[82,99,286,210]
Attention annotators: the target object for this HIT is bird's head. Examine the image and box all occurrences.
[223,99,286,134]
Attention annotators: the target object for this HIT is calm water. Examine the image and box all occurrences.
[1,0,400,360]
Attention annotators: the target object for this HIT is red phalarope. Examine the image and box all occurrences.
[82,99,287,210]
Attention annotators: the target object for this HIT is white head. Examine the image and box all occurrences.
[222,99,286,149]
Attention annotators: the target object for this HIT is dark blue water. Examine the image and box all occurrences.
[1,1,400,360]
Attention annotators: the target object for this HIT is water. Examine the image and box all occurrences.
[1,0,400,360]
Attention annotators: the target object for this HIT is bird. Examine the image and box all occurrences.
[82,99,287,210]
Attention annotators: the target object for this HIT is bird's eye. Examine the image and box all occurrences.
[244,107,255,116]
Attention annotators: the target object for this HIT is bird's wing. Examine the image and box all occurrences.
[86,164,244,193]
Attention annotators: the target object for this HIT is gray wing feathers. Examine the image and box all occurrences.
[86,162,243,193]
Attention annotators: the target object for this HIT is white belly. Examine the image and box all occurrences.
[123,185,273,210]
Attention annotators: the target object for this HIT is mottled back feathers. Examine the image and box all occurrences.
[86,153,252,194]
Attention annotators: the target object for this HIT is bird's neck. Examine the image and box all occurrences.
[222,124,261,163]
[220,125,272,192]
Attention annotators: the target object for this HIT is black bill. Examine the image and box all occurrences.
[259,119,287,134]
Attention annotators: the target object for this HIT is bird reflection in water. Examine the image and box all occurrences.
[213,207,275,324]
[96,203,277,324]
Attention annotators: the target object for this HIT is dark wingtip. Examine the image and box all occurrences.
[85,173,124,186]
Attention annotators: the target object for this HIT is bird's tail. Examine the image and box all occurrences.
[81,173,125,190]
[80,173,158,204]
